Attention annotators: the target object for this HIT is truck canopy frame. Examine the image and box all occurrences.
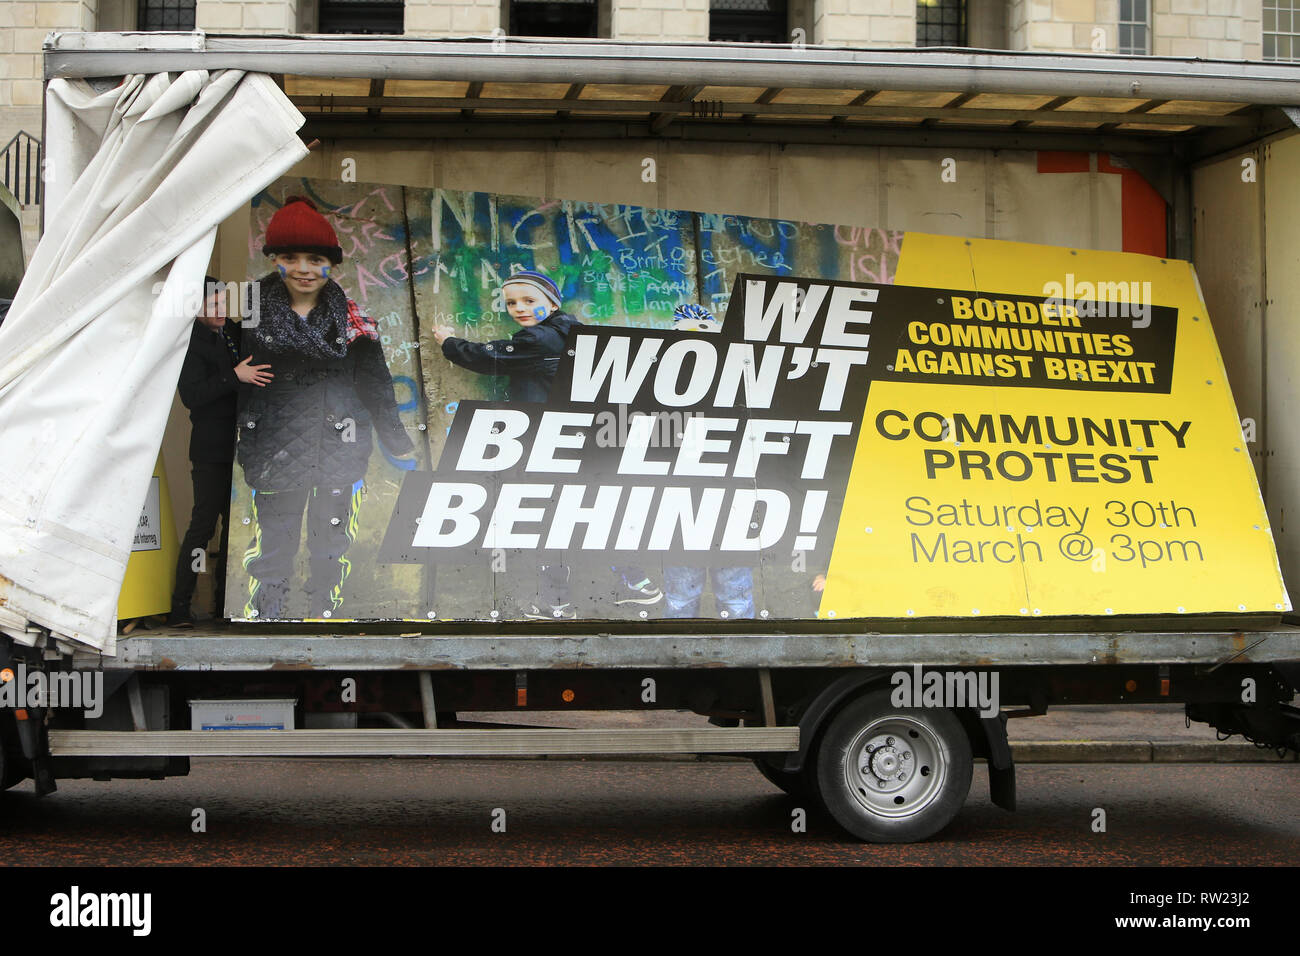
[42,32,1300,260]
[43,32,1300,157]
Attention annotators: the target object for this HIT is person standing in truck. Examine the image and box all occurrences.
[237,197,414,620]
[168,277,274,628]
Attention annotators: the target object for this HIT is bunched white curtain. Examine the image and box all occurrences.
[0,70,308,654]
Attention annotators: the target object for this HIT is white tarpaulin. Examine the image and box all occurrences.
[0,70,308,655]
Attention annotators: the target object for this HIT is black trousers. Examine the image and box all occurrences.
[241,483,362,619]
[171,461,233,614]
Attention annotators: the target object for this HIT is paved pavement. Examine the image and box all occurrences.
[1002,704,1295,763]
[457,704,1299,763]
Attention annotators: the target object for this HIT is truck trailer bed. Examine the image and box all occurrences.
[83,624,1300,671]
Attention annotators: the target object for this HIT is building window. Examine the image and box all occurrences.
[1264,0,1300,61]
[710,0,788,43]
[136,0,195,30]
[916,0,965,47]
[318,0,404,34]
[1117,0,1149,55]
[509,0,598,37]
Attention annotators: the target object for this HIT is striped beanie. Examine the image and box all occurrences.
[502,270,562,309]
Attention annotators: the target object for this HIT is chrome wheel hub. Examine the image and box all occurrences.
[847,717,947,818]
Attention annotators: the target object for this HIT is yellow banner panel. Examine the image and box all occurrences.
[820,232,1289,619]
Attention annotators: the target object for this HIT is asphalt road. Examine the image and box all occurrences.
[1,757,1296,866]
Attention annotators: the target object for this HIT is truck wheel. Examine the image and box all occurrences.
[751,757,812,800]
[812,690,972,843]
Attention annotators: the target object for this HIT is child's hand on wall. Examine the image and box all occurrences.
[432,326,455,345]
[812,574,826,592]
[235,356,273,386]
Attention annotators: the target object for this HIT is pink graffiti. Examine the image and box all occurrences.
[834,226,903,284]
[353,262,391,304]
[377,250,410,285]
[338,219,396,261]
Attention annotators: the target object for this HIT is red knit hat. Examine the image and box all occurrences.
[262,196,343,264]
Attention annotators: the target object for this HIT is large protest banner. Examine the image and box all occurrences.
[223,177,1288,623]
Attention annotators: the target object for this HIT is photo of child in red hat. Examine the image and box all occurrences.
[237,196,414,620]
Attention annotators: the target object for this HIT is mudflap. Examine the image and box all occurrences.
[981,712,1016,812]
[0,637,56,795]
[24,722,56,796]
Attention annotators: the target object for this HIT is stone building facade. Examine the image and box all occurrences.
[0,0,1292,261]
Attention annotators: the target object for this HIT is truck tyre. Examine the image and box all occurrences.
[751,757,812,800]
[812,690,972,843]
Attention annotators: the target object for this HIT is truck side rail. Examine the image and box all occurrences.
[77,627,1300,671]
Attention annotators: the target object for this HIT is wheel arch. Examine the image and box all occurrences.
[777,669,1015,811]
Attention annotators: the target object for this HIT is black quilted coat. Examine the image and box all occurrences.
[440,309,580,402]
[236,274,413,492]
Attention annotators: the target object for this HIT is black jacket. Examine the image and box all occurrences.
[236,300,413,493]
[441,310,580,403]
[178,320,241,464]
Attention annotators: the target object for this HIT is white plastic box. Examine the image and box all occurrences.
[189,699,296,731]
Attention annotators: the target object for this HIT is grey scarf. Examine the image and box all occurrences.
[251,271,354,361]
